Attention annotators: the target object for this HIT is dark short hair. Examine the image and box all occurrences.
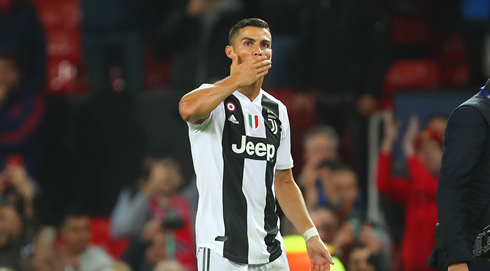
[59,205,90,228]
[229,18,270,46]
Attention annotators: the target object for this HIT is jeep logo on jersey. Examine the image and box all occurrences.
[232,135,276,162]
[248,114,259,130]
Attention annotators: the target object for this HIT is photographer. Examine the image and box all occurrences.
[429,80,490,270]
[110,155,195,271]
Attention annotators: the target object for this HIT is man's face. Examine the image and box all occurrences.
[310,209,339,244]
[305,134,337,163]
[418,140,443,176]
[149,163,182,196]
[348,248,375,271]
[229,26,272,64]
[333,170,358,205]
[61,216,91,253]
[0,206,21,246]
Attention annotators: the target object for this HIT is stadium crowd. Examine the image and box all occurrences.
[0,0,488,270]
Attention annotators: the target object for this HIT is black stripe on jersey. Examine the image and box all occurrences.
[221,95,249,264]
[261,94,283,262]
[206,248,210,271]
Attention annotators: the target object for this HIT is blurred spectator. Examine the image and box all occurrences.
[309,207,340,247]
[308,207,392,270]
[59,210,114,271]
[299,0,389,120]
[80,0,143,92]
[298,0,390,199]
[171,0,246,88]
[0,0,46,92]
[297,125,340,208]
[0,53,46,180]
[0,203,36,271]
[0,160,37,220]
[348,246,375,271]
[304,160,365,223]
[258,0,302,89]
[31,226,59,271]
[153,260,184,271]
[111,155,195,271]
[377,112,445,271]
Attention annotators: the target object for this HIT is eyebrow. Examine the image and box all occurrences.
[241,37,271,44]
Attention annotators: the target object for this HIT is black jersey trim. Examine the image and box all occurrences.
[261,94,283,262]
[221,94,249,264]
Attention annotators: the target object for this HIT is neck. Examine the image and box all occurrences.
[238,78,263,101]
[67,247,86,257]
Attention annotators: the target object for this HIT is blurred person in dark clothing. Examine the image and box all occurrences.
[0,0,46,92]
[428,81,490,271]
[297,125,340,209]
[170,0,246,88]
[0,53,46,184]
[257,0,302,89]
[0,203,37,271]
[299,0,390,119]
[80,0,144,92]
[299,0,390,198]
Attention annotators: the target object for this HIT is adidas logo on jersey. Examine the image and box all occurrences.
[232,135,275,162]
[228,115,239,124]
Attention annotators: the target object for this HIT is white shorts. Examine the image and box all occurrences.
[197,247,290,271]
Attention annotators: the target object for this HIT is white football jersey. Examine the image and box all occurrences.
[187,84,294,265]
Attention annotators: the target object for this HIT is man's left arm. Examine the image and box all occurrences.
[275,169,334,271]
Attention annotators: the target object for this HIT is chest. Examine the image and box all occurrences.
[221,95,282,163]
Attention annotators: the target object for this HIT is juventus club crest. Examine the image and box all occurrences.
[248,114,259,130]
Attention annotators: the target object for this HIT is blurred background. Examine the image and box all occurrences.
[0,0,488,270]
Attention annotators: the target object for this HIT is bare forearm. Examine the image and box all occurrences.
[276,176,314,235]
[179,76,239,123]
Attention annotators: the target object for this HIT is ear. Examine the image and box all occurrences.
[225,45,234,60]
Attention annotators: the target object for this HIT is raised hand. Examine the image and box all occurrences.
[403,115,419,157]
[306,236,335,271]
[381,111,399,153]
[230,54,271,88]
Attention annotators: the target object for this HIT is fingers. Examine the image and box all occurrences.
[230,53,239,68]
[251,55,268,64]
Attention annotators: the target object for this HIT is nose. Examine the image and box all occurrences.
[253,46,263,56]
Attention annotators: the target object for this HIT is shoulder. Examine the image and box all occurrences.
[261,91,289,117]
[84,246,114,262]
[262,91,287,108]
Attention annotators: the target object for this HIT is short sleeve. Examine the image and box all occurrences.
[276,104,294,170]
[187,83,218,131]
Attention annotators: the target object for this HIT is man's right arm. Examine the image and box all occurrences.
[179,54,271,125]
[179,77,241,125]
[437,106,489,268]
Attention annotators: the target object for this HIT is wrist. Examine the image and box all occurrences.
[302,227,319,243]
[223,75,241,90]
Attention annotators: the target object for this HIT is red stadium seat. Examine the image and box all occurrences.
[440,63,469,87]
[380,59,441,108]
[391,16,436,45]
[89,217,129,260]
[45,30,81,61]
[32,0,79,31]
